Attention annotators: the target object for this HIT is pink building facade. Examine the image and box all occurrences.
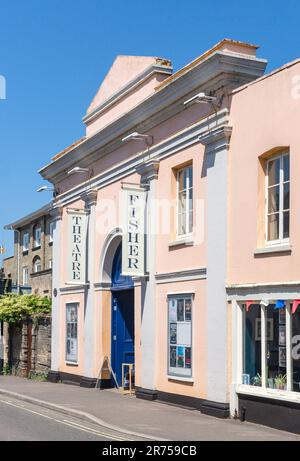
[39,39,300,429]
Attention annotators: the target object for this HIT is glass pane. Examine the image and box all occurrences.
[268,158,280,186]
[283,211,290,239]
[188,166,193,188]
[266,308,287,390]
[292,312,300,393]
[268,214,279,241]
[268,186,280,213]
[243,305,262,386]
[284,183,290,210]
[283,155,290,182]
[178,170,184,192]
[178,213,186,236]
[178,191,187,214]
[188,211,193,233]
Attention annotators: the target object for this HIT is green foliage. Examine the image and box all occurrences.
[0,294,51,323]
[2,364,12,376]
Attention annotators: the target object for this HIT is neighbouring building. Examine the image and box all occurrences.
[3,203,54,296]
[39,39,267,418]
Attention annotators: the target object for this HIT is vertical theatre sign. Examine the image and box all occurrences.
[67,210,88,284]
[122,185,146,277]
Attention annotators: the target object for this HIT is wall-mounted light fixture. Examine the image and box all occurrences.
[122,132,154,147]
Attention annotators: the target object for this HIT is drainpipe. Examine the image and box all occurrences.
[15,229,21,294]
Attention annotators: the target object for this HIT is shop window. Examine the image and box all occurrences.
[168,295,192,378]
[241,301,300,394]
[266,153,290,244]
[292,313,300,393]
[66,303,78,363]
[243,304,262,386]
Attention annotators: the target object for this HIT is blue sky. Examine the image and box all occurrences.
[1,0,300,262]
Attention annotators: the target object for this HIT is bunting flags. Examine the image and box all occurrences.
[246,301,255,312]
[292,300,300,315]
[275,300,286,310]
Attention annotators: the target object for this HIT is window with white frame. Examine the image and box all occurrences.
[33,256,42,273]
[266,153,290,243]
[168,295,192,378]
[177,165,193,237]
[66,303,78,363]
[241,301,300,394]
[22,266,29,286]
[49,221,54,243]
[49,259,53,269]
[34,226,42,248]
[22,232,29,252]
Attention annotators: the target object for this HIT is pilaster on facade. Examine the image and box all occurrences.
[135,159,159,398]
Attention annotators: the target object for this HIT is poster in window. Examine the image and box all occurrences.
[170,323,177,345]
[185,347,191,369]
[177,346,185,368]
[279,325,286,346]
[279,310,286,325]
[185,299,192,321]
[170,346,176,368]
[177,300,184,322]
[255,319,274,341]
[177,323,191,346]
[169,299,177,322]
[279,347,286,368]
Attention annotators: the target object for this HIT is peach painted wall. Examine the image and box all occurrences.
[156,143,207,274]
[228,61,300,284]
[155,280,207,397]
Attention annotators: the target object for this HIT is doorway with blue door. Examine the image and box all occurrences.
[111,243,135,387]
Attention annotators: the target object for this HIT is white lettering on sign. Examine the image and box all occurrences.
[67,211,87,284]
[122,187,146,277]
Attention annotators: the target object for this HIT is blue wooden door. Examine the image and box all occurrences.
[111,243,134,386]
[111,290,135,385]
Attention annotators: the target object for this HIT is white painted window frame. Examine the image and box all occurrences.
[236,302,299,402]
[266,153,290,246]
[65,302,79,365]
[167,293,193,379]
[176,165,193,239]
[49,221,54,243]
[34,226,42,248]
[22,266,29,286]
[34,257,42,273]
[22,232,29,252]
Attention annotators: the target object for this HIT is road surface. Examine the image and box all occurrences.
[0,396,144,441]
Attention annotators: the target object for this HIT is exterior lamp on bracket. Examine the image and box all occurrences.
[122,132,154,147]
[184,92,222,110]
[37,186,60,198]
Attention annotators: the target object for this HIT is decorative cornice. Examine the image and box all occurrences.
[136,159,160,183]
[49,110,229,208]
[198,124,233,151]
[155,267,207,284]
[226,281,300,301]
[80,189,98,208]
[60,283,89,294]
[49,205,63,222]
[39,51,266,183]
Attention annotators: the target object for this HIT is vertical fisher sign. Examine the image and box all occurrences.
[122,185,146,277]
[67,210,88,284]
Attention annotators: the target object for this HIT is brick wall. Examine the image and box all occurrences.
[2,317,51,377]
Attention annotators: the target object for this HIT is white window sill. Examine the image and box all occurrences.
[65,362,79,367]
[237,384,300,405]
[168,237,194,248]
[254,244,292,256]
[167,375,194,383]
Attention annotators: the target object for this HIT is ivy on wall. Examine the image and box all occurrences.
[0,294,51,323]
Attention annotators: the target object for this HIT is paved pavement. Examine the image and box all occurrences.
[0,376,300,441]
